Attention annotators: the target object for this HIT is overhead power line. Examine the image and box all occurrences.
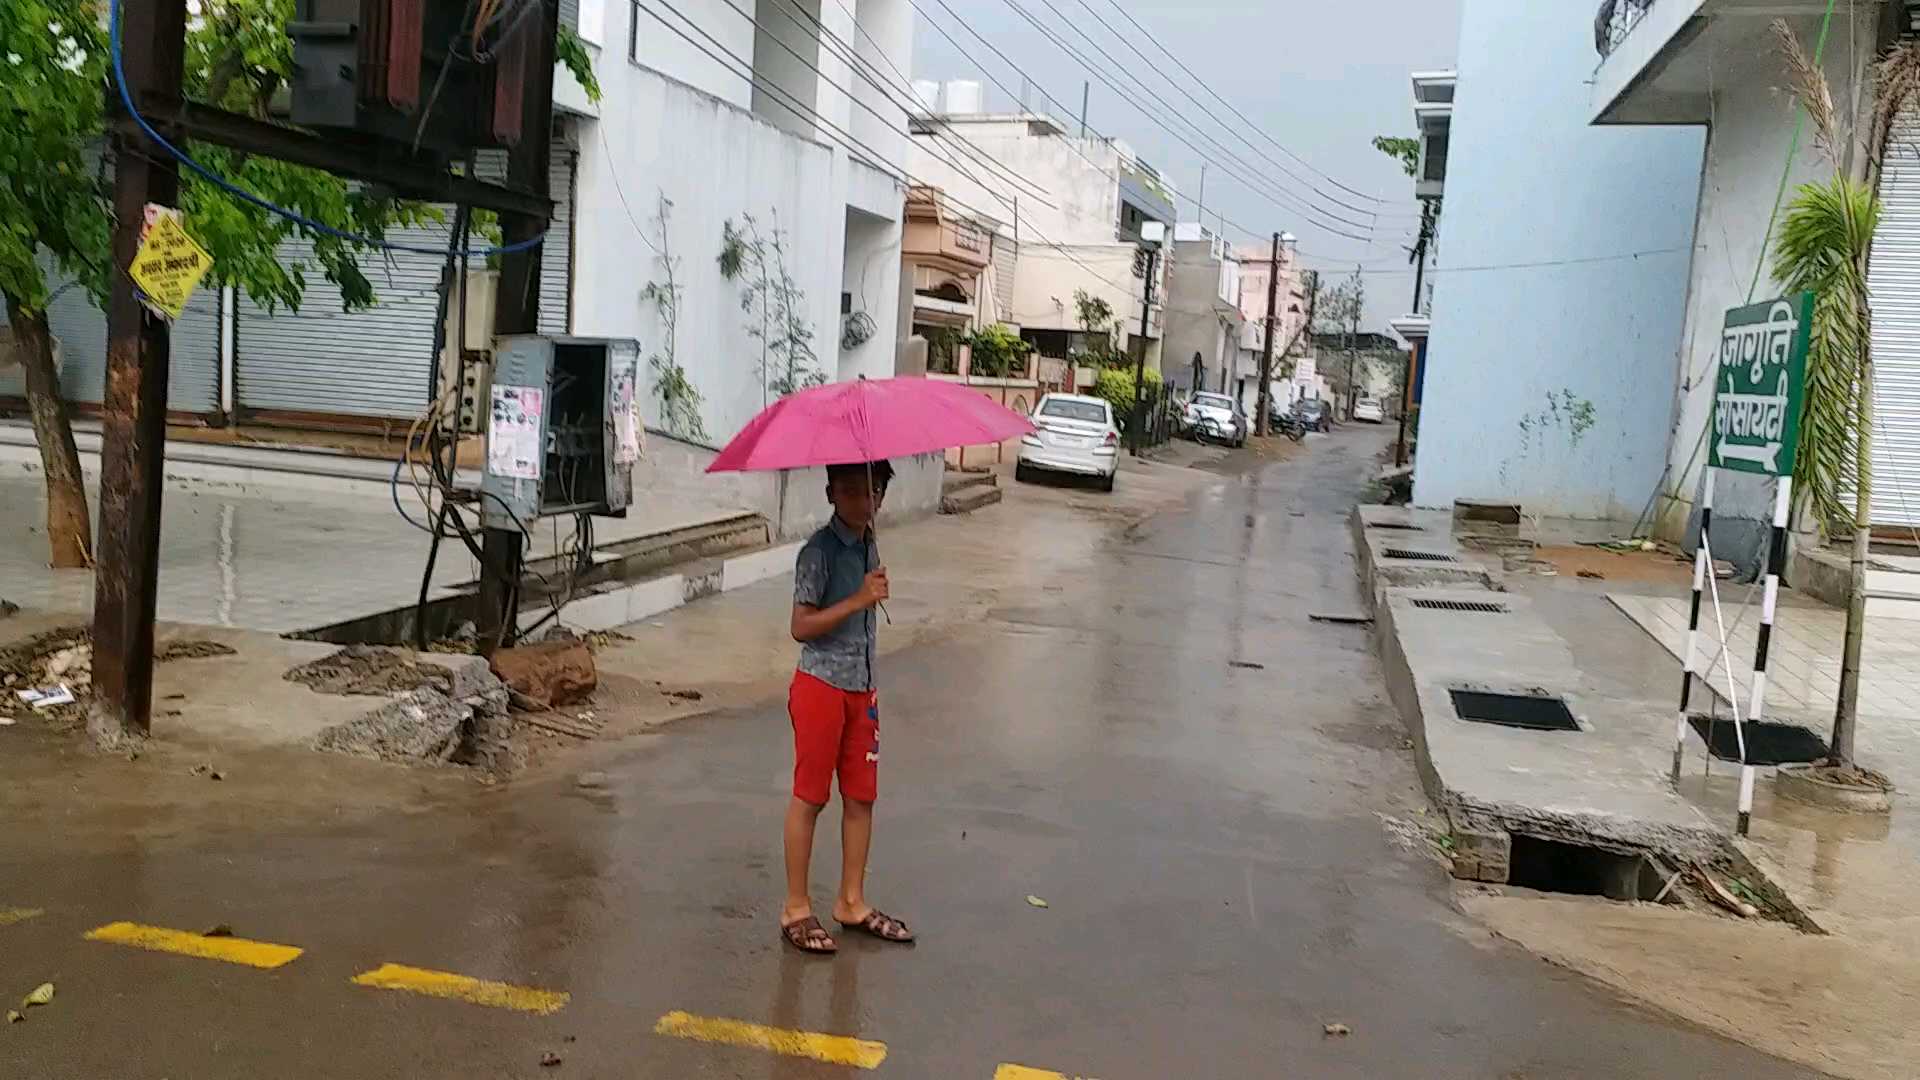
[905,0,1383,253]
[995,0,1381,239]
[633,0,1139,292]
[1096,0,1395,208]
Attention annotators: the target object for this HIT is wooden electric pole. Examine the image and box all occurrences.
[478,0,560,653]
[91,0,188,745]
[1254,232,1280,437]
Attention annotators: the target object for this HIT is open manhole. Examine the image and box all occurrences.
[1384,548,1458,563]
[1449,689,1580,732]
[1411,598,1508,614]
[1508,835,1671,901]
[1687,715,1828,765]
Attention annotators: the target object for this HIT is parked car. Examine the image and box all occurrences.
[1184,392,1247,447]
[1353,398,1385,424]
[1016,393,1121,491]
[1294,398,1333,433]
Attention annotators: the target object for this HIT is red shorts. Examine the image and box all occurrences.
[789,670,879,806]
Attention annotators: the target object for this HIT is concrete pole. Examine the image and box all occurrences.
[1254,233,1279,437]
[1128,245,1158,455]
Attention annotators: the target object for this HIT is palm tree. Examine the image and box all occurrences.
[1769,22,1920,774]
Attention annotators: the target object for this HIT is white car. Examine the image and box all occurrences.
[1184,391,1247,446]
[1353,398,1385,424]
[1016,393,1121,491]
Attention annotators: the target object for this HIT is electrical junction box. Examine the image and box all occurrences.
[480,335,642,531]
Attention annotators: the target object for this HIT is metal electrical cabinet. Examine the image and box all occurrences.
[480,335,642,530]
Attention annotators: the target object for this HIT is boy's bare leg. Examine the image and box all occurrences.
[782,796,825,925]
[832,797,874,922]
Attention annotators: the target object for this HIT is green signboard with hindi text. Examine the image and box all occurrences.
[1709,292,1813,477]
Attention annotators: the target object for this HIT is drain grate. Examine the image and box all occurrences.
[1687,715,1828,765]
[1370,522,1424,531]
[1450,690,1580,732]
[1384,548,1458,562]
[1412,598,1508,614]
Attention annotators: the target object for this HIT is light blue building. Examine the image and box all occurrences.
[1411,0,1706,521]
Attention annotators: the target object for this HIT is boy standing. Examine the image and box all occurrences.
[780,461,915,954]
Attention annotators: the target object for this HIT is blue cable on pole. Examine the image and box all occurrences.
[106,0,545,258]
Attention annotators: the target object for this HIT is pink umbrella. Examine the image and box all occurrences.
[706,376,1036,472]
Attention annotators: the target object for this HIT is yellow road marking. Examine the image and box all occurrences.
[0,907,45,927]
[994,1066,1097,1080]
[654,1010,887,1069]
[84,921,303,969]
[350,963,569,1015]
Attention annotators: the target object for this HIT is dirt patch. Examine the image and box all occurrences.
[1533,544,1695,586]
[157,640,238,662]
[1465,893,1920,1080]
[284,645,452,697]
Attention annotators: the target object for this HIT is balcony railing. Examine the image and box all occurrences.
[1594,0,1657,58]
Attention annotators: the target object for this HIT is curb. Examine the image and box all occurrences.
[519,541,803,634]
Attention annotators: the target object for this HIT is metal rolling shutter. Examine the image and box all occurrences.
[234,226,451,420]
[541,142,574,336]
[0,273,219,415]
[1869,110,1920,527]
[231,135,572,422]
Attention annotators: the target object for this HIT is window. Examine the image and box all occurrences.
[1040,398,1109,424]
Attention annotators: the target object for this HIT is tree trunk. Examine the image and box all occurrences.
[1831,345,1872,767]
[5,296,93,568]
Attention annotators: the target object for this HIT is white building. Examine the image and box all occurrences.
[3,0,911,450]
[1161,222,1245,397]
[904,94,1176,371]
[1406,0,1704,521]
[1591,0,1913,559]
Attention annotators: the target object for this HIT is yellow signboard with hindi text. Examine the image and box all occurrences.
[128,210,213,322]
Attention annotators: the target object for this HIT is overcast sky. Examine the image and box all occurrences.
[912,0,1463,331]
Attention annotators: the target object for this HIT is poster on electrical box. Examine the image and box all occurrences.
[488,386,544,481]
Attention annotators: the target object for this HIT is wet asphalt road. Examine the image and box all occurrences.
[1,428,1820,1079]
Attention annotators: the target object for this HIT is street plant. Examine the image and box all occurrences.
[965,323,1032,378]
[1768,22,1920,772]
[720,211,822,402]
[0,0,598,568]
[640,193,707,442]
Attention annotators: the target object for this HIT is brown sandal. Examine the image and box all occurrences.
[781,915,837,954]
[838,909,915,943]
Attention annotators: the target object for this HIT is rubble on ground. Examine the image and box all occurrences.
[284,644,453,697]
[489,640,597,710]
[302,650,527,774]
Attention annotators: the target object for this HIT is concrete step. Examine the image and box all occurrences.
[942,469,998,497]
[296,512,772,644]
[939,484,1003,515]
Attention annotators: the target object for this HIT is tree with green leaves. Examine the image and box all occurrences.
[0,0,598,568]
[1372,135,1420,178]
[1769,21,1914,777]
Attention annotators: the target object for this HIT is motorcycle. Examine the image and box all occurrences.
[1270,410,1307,442]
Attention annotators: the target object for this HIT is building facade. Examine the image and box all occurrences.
[904,95,1174,372]
[1409,0,1704,521]
[1235,233,1306,410]
[1592,0,1906,558]
[2,0,911,451]
[1162,223,1246,396]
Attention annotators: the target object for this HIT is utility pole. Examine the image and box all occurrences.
[1343,263,1361,420]
[1078,81,1090,138]
[1254,232,1280,437]
[478,0,560,654]
[1128,242,1160,455]
[1196,163,1207,226]
[91,0,188,746]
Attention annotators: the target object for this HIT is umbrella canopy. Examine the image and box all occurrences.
[706,377,1036,473]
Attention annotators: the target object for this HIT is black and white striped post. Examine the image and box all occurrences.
[1673,470,1714,785]
[1735,474,1794,836]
